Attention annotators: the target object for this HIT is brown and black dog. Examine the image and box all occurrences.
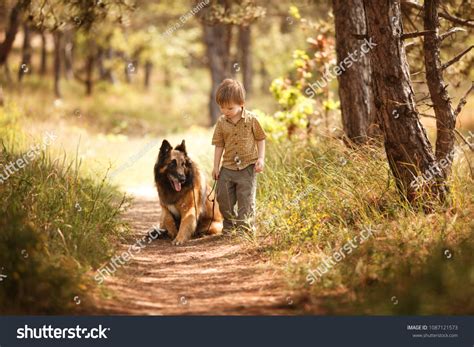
[154,139,223,245]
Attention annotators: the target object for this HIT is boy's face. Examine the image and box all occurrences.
[219,103,243,118]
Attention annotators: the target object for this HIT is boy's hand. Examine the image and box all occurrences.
[212,167,220,180]
[254,158,264,173]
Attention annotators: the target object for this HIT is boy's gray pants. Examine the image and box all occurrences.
[216,164,257,231]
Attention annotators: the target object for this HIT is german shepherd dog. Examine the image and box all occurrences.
[154,139,223,245]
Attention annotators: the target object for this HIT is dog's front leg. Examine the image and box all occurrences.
[161,207,178,239]
[172,212,197,245]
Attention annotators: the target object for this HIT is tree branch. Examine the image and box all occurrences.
[440,27,467,41]
[403,1,474,28]
[440,4,474,28]
[454,82,474,118]
[441,45,474,70]
[420,113,474,150]
[401,30,436,40]
[455,130,474,150]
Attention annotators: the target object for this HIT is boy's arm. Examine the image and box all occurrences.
[255,140,265,173]
[257,140,265,160]
[211,118,225,180]
[212,146,224,180]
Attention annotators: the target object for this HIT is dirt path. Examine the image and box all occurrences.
[95,195,297,315]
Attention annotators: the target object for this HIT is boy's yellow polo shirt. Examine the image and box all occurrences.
[211,108,266,171]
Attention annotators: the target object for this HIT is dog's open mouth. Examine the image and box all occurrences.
[168,175,182,192]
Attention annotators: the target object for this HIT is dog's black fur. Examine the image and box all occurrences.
[153,139,223,245]
[154,140,195,204]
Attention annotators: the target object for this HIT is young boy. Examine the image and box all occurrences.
[211,79,266,233]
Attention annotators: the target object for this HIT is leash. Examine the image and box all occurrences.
[191,179,217,234]
[191,185,199,228]
[206,180,218,234]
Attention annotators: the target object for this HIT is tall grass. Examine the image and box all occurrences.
[0,104,130,314]
[254,136,474,314]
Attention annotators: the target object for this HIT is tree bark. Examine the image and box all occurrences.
[97,47,106,79]
[363,0,447,203]
[423,0,456,178]
[85,53,95,95]
[163,65,171,87]
[40,31,47,75]
[0,0,31,66]
[0,85,4,107]
[18,23,32,82]
[203,23,232,124]
[63,30,74,80]
[53,31,62,98]
[238,25,253,95]
[144,60,153,89]
[103,46,115,84]
[124,57,134,84]
[259,59,269,93]
[333,0,378,144]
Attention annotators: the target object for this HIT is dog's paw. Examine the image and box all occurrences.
[172,236,188,246]
[149,228,167,240]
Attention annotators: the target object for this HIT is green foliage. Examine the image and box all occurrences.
[201,0,266,25]
[28,0,133,32]
[250,109,287,142]
[266,9,339,139]
[269,78,312,134]
[253,137,474,314]
[0,107,130,313]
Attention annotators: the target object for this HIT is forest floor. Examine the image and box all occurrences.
[94,194,298,315]
[19,119,300,315]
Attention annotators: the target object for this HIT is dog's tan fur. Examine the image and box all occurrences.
[154,140,222,245]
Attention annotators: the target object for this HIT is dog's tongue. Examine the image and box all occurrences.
[173,180,182,192]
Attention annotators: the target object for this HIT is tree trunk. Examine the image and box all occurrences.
[104,47,116,84]
[363,0,447,203]
[238,25,253,96]
[18,23,32,82]
[423,0,456,178]
[259,59,269,93]
[124,58,134,84]
[0,85,4,107]
[0,0,31,66]
[333,0,378,144]
[163,66,171,87]
[97,47,106,79]
[3,62,12,82]
[53,31,62,98]
[40,31,47,75]
[63,30,74,80]
[144,60,153,89]
[85,54,95,95]
[203,23,232,124]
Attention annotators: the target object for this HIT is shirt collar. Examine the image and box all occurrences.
[224,107,248,124]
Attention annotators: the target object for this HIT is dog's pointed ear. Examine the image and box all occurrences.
[158,139,172,165]
[160,139,172,153]
[175,139,187,154]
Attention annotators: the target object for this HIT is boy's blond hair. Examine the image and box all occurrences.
[215,79,246,106]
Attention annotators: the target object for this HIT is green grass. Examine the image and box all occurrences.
[1,57,472,316]
[0,105,130,314]
[253,136,474,314]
